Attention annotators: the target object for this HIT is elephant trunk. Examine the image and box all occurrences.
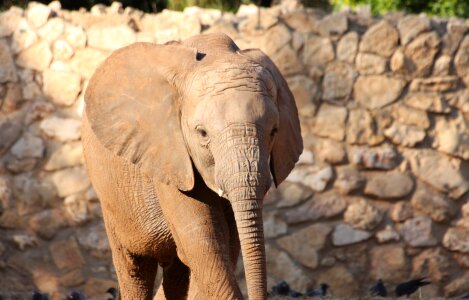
[230,190,267,300]
[215,124,270,300]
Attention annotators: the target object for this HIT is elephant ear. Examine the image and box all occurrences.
[240,49,303,187]
[85,42,197,191]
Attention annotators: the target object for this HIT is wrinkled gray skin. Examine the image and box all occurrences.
[81,33,302,300]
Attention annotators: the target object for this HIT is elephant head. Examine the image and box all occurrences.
[85,33,302,299]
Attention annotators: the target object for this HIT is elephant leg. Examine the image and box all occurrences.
[157,183,243,299]
[105,223,159,300]
[154,257,190,300]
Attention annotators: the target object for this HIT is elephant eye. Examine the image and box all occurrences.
[196,126,210,145]
[270,127,278,139]
[197,127,208,138]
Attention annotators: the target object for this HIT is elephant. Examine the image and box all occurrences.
[81,32,302,300]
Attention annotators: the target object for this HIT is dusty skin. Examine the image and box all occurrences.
[81,33,303,300]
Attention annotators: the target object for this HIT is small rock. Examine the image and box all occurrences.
[70,48,109,79]
[266,245,312,291]
[64,24,87,49]
[37,18,65,43]
[311,104,347,141]
[404,93,450,113]
[59,269,85,287]
[183,7,223,27]
[433,115,469,160]
[390,47,409,74]
[52,39,74,60]
[332,223,372,246]
[286,75,318,118]
[271,45,304,76]
[87,24,136,51]
[276,182,313,208]
[364,171,414,199]
[453,253,469,268]
[433,54,452,76]
[64,193,88,224]
[49,238,85,270]
[443,227,469,253]
[412,248,450,282]
[463,202,469,218]
[397,15,431,45]
[10,133,44,160]
[286,164,334,192]
[297,149,314,165]
[356,53,387,75]
[408,149,469,199]
[26,2,51,28]
[337,31,358,64]
[11,19,38,53]
[409,76,459,93]
[40,116,81,141]
[454,35,469,84]
[411,187,456,223]
[1,83,22,113]
[354,75,405,109]
[399,216,437,247]
[359,20,399,57]
[392,104,430,129]
[25,100,55,124]
[277,223,331,269]
[384,122,426,147]
[16,41,53,72]
[28,208,68,239]
[141,10,201,42]
[348,144,398,170]
[371,244,407,283]
[285,191,346,224]
[263,212,287,238]
[85,278,118,298]
[404,31,440,77]
[302,35,335,67]
[21,81,42,101]
[390,201,413,222]
[320,256,336,267]
[346,108,385,145]
[12,234,37,250]
[344,198,382,230]
[0,7,23,38]
[322,62,357,103]
[0,40,18,83]
[375,225,400,243]
[313,138,346,164]
[444,272,469,298]
[0,111,24,155]
[50,167,90,197]
[442,19,468,56]
[260,23,292,56]
[334,165,366,195]
[315,12,348,37]
[44,142,83,171]
[282,11,317,34]
[318,265,359,297]
[76,223,111,258]
[43,70,81,106]
[5,156,37,173]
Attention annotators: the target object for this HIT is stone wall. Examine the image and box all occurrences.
[0,1,468,299]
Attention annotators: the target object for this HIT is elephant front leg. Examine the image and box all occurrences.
[105,223,159,300]
[157,183,243,300]
[154,257,190,300]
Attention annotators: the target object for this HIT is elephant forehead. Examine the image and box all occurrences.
[191,62,275,98]
[192,90,279,132]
